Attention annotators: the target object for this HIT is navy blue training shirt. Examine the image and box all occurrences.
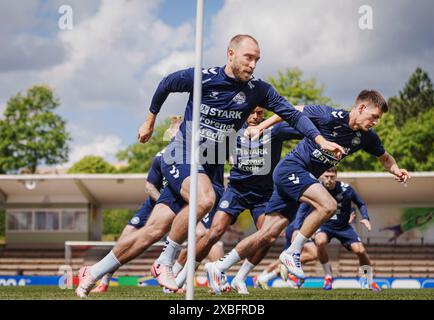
[287,105,386,178]
[229,122,303,192]
[297,181,369,229]
[148,66,321,163]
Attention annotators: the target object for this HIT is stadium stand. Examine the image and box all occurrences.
[1,242,434,279]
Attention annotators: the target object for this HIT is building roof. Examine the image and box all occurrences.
[0,172,433,209]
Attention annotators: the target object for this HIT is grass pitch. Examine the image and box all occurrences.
[0,286,433,300]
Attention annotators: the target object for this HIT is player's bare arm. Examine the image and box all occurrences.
[144,180,160,202]
[378,151,410,183]
[138,111,157,143]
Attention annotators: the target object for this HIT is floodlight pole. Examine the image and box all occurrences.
[186,0,204,301]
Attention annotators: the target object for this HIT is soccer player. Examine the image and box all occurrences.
[205,90,410,294]
[304,167,381,291]
[76,34,344,296]
[174,106,303,294]
[255,203,317,290]
[77,118,183,295]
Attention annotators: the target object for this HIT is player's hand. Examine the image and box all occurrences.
[393,168,410,183]
[243,125,263,141]
[316,136,346,159]
[137,113,156,144]
[360,219,372,231]
[348,212,356,224]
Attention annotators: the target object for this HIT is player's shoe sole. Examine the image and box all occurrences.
[90,283,109,293]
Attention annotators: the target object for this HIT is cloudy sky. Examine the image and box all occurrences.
[0,0,433,166]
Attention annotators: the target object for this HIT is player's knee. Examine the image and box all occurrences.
[261,230,279,246]
[354,245,366,255]
[196,228,207,239]
[197,196,215,215]
[322,199,337,217]
[316,239,327,247]
[209,225,225,241]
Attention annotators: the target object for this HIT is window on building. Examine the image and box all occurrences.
[62,211,87,232]
[7,209,87,232]
[7,212,33,231]
[35,211,59,231]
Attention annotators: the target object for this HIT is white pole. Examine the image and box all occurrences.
[186,0,204,301]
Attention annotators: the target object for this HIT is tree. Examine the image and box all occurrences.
[268,68,333,107]
[0,85,70,173]
[267,68,334,156]
[117,117,177,173]
[67,155,117,174]
[387,108,434,171]
[388,67,434,127]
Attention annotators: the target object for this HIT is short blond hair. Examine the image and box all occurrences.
[227,34,258,50]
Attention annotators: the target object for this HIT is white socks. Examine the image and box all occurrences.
[234,260,255,281]
[100,272,114,285]
[90,250,121,280]
[258,270,278,283]
[175,261,200,287]
[172,261,183,276]
[157,237,183,265]
[287,233,308,253]
[322,262,333,278]
[215,249,241,272]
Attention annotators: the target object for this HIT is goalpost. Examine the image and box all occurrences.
[186,0,204,301]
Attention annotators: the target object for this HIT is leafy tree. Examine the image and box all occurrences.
[267,68,334,156]
[0,85,70,173]
[0,210,5,237]
[102,209,134,238]
[387,108,434,171]
[67,155,117,174]
[388,67,434,127]
[268,68,333,106]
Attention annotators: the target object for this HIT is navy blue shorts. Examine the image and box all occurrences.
[156,186,188,214]
[265,158,319,220]
[160,156,224,199]
[128,198,155,229]
[316,224,362,251]
[216,182,272,226]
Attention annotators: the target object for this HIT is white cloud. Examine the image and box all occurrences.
[1,0,433,163]
[66,135,123,166]
[205,0,434,105]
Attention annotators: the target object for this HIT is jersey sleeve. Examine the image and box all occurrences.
[146,155,163,190]
[302,105,335,126]
[272,122,304,142]
[363,129,386,157]
[149,68,194,114]
[260,83,321,142]
[349,186,369,220]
